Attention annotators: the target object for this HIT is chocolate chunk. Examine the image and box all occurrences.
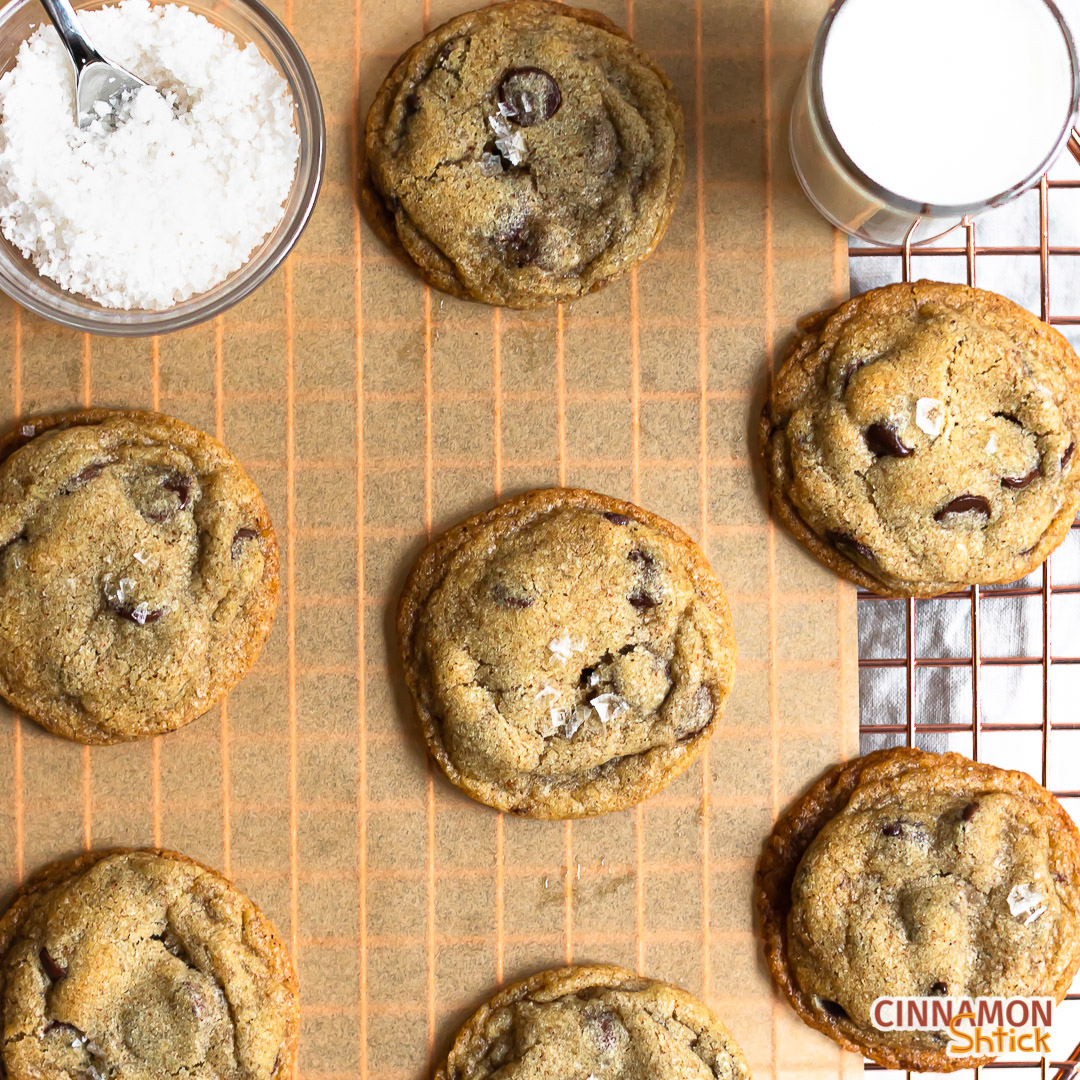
[677,684,715,743]
[865,423,912,458]
[1063,442,1075,471]
[435,35,469,73]
[591,1010,619,1053]
[491,582,533,609]
[934,494,992,522]
[881,822,903,837]
[961,801,979,822]
[162,472,190,510]
[497,221,539,266]
[40,947,67,981]
[1002,468,1039,490]
[930,981,948,996]
[820,999,848,1020]
[143,472,192,522]
[231,527,258,559]
[627,549,655,570]
[112,602,165,626]
[840,359,865,393]
[498,67,561,127]
[628,591,657,611]
[602,512,631,526]
[152,927,191,965]
[68,463,105,489]
[825,530,875,565]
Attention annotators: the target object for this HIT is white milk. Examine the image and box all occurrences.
[821,0,1074,206]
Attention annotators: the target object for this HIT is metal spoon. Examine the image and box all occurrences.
[38,0,148,129]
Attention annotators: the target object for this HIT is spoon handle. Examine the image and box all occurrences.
[37,0,103,74]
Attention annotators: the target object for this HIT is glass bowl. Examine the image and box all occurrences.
[0,0,325,335]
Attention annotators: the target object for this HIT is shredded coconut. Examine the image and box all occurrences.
[915,397,945,437]
[590,693,629,723]
[1007,882,1047,924]
[0,0,300,309]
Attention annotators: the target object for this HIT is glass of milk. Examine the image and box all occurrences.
[791,0,1080,245]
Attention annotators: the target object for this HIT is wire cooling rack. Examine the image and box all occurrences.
[850,167,1080,1079]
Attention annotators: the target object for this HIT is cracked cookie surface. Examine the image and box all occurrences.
[0,849,299,1080]
[757,748,1080,1072]
[362,0,684,307]
[0,410,279,744]
[436,965,751,1080]
[761,281,1080,596]
[398,489,736,818]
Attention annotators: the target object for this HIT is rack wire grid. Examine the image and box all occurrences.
[850,154,1080,1080]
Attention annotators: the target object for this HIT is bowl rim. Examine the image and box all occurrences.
[0,0,326,337]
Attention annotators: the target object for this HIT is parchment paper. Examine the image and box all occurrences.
[0,1,858,1079]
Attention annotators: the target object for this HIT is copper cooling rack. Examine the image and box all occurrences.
[851,169,1080,1079]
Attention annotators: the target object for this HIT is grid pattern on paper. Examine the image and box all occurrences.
[0,2,860,1080]
[853,172,1080,1080]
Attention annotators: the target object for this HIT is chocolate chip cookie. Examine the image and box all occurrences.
[0,410,279,743]
[0,849,299,1080]
[761,281,1080,596]
[362,0,685,307]
[436,966,751,1080]
[757,748,1080,1071]
[398,489,736,818]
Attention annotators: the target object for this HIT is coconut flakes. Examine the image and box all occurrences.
[915,397,945,437]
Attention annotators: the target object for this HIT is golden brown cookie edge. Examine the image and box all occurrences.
[397,487,737,818]
[760,281,1080,597]
[433,964,752,1080]
[0,847,300,1080]
[0,409,281,745]
[361,0,686,309]
[755,746,1080,1071]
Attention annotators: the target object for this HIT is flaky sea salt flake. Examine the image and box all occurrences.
[563,704,590,738]
[479,151,504,176]
[534,685,561,704]
[494,129,527,166]
[985,433,999,454]
[1008,882,1045,921]
[590,693,629,723]
[915,397,945,437]
[548,629,584,662]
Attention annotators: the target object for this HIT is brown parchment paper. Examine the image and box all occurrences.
[0,1,859,1079]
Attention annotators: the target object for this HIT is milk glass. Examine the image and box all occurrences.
[791,0,1080,246]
